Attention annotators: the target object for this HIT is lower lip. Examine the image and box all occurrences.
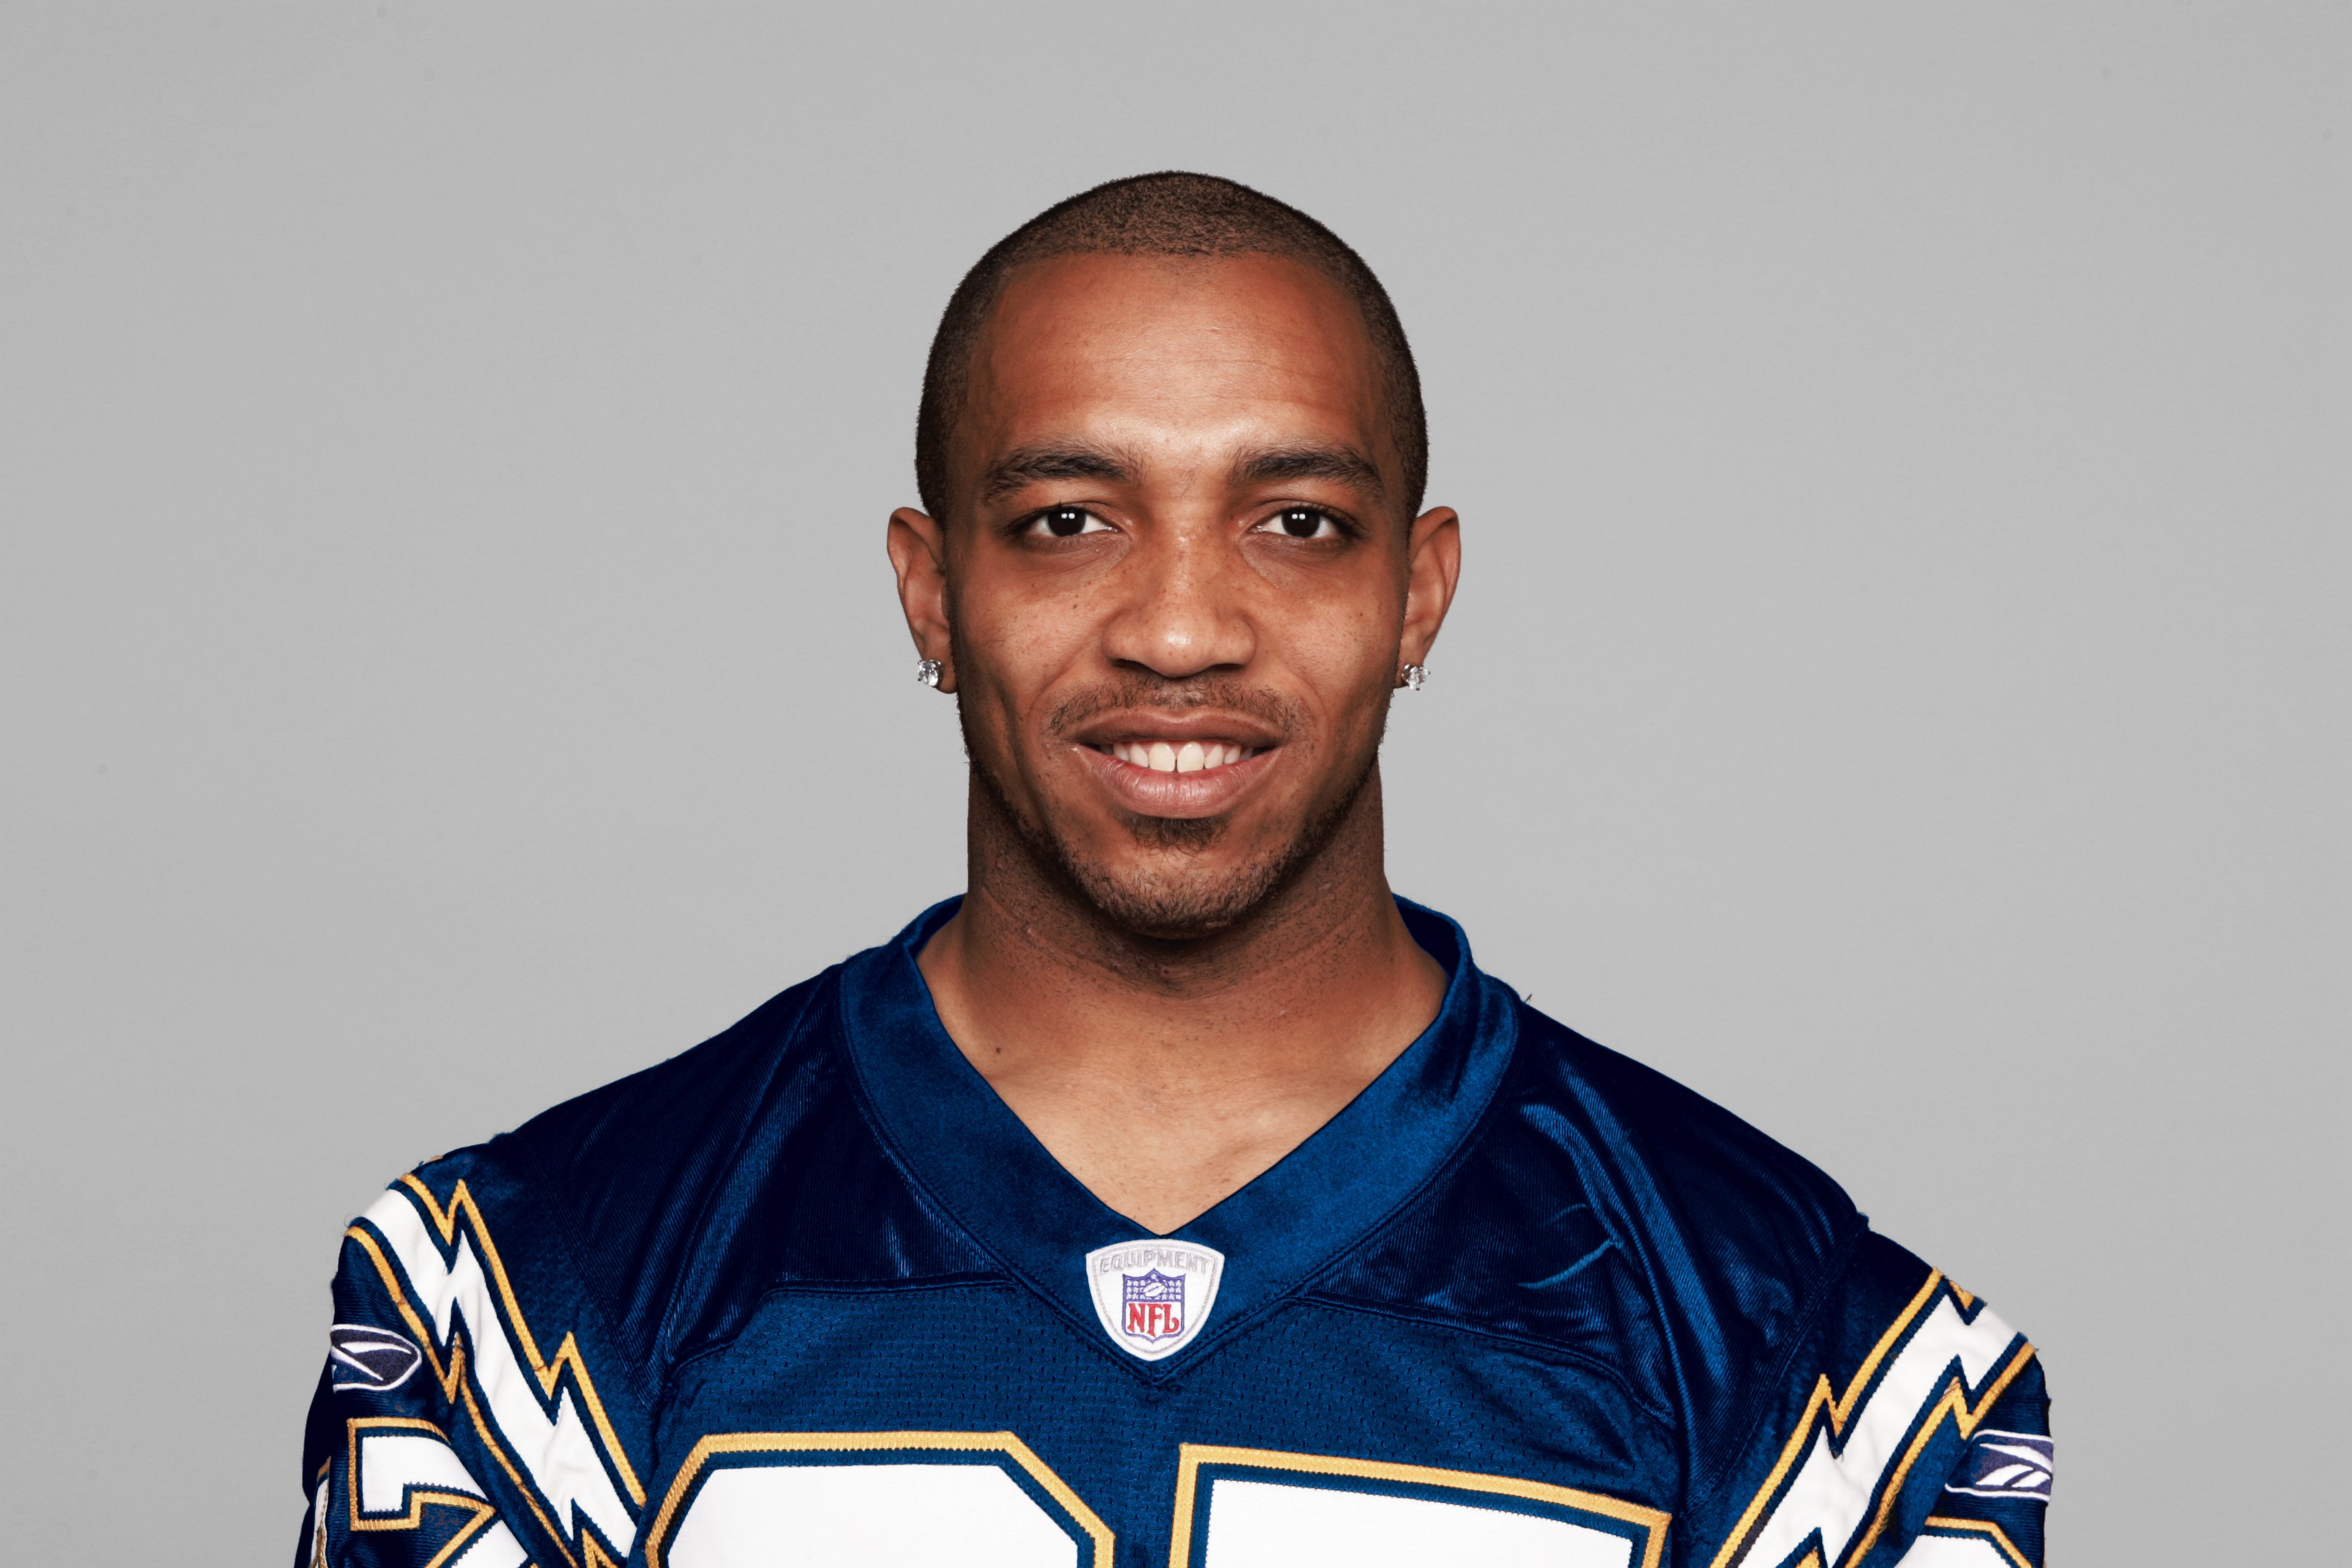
[1075,744,1279,820]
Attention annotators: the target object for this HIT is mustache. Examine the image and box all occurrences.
[1042,673,1304,740]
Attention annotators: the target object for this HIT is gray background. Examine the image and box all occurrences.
[2,3,2342,1561]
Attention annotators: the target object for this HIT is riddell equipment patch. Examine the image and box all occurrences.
[1083,1240,1225,1361]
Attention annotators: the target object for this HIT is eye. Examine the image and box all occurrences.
[1024,505,1114,538]
[1255,506,1345,540]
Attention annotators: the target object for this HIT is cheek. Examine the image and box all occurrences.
[953,579,1104,715]
[1278,590,1404,720]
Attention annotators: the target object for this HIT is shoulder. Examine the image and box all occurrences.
[314,974,846,1568]
[347,967,846,1369]
[499,965,844,1238]
[1504,999,1862,1281]
[1499,999,2049,1557]
[348,944,1001,1371]
[1316,989,1869,1437]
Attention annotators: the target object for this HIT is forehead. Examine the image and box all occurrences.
[960,251,1389,480]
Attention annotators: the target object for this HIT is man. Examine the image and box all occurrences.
[296,174,2051,1568]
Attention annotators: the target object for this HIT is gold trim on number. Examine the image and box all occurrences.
[1919,1516,2033,1568]
[641,1430,1117,1568]
[345,1416,504,1568]
[1167,1443,1671,1568]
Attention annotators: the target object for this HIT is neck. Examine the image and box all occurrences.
[918,770,1448,1234]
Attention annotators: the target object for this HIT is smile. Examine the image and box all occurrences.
[1069,727,1283,820]
[1099,740,1259,775]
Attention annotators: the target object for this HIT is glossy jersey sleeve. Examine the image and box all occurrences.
[1687,1231,2052,1568]
[292,1157,656,1568]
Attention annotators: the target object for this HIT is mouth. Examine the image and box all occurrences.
[1097,739,1261,775]
[1066,718,1285,820]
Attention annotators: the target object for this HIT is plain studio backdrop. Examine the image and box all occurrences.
[1,4,2342,1561]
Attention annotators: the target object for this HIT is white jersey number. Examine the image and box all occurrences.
[644,1435,1669,1568]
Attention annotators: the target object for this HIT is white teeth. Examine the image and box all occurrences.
[1109,741,1255,773]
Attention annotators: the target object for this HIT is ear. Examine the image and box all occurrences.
[1399,505,1462,669]
[886,506,957,693]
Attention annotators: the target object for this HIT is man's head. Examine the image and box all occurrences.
[914,173,1429,526]
[889,173,1459,942]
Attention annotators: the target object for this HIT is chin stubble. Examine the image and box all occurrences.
[959,677,1387,942]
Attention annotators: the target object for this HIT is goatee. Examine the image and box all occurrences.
[958,673,1386,942]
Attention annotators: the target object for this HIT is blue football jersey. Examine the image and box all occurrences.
[295,900,2052,1568]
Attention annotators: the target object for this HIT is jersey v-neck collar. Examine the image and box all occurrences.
[834,895,1520,1373]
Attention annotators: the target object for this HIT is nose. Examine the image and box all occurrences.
[1099,526,1257,681]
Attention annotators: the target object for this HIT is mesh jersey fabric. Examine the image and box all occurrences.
[295,898,2051,1568]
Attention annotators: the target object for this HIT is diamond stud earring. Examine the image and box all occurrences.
[1400,663,1428,691]
[915,658,944,689]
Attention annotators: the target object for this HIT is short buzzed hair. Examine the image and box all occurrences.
[915,172,1427,524]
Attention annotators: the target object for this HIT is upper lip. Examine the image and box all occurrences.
[1066,710,1286,750]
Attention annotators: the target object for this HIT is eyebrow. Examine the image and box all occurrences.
[975,439,1389,505]
[1232,443,1387,499]
[978,442,1138,503]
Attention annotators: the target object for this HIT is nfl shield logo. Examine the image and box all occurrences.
[1083,1240,1226,1361]
[1122,1269,1185,1341]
